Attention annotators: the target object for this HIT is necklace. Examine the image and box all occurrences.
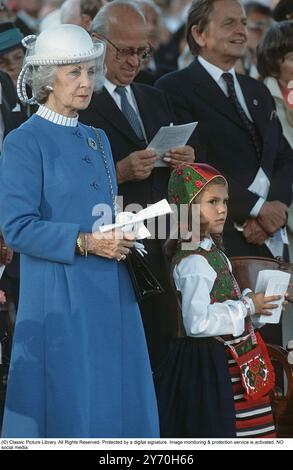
[92,127,117,218]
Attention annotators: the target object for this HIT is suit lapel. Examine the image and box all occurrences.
[188,60,247,130]
[132,83,157,143]
[90,88,144,146]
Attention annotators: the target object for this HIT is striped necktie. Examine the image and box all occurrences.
[222,73,262,160]
[115,86,145,142]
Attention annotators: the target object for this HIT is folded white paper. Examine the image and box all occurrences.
[0,265,5,280]
[147,122,198,167]
[255,269,291,324]
[99,199,172,238]
[115,211,151,239]
[265,227,289,258]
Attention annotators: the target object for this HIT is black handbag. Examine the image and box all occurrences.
[92,127,164,303]
[126,249,165,303]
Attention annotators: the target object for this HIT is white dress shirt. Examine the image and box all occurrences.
[104,78,147,141]
[198,56,268,220]
[198,56,253,120]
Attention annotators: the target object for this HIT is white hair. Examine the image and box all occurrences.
[91,0,146,37]
[26,61,105,104]
[132,0,161,17]
[26,65,58,104]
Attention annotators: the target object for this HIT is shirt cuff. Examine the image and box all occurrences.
[242,288,252,297]
[230,302,247,337]
[249,197,266,218]
[242,295,255,316]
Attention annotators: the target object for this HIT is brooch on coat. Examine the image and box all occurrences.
[88,137,97,150]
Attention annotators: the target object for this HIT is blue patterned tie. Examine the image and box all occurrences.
[115,86,145,142]
[222,73,262,159]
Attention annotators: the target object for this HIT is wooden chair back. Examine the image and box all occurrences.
[230,256,293,437]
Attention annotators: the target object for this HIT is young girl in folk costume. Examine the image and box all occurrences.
[155,163,286,438]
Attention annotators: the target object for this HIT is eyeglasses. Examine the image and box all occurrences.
[103,37,152,62]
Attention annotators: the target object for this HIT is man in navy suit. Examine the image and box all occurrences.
[79,0,195,369]
[156,0,293,262]
[0,70,26,146]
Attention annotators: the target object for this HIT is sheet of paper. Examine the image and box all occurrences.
[0,265,5,280]
[255,269,291,324]
[265,227,289,258]
[99,199,172,237]
[146,122,198,167]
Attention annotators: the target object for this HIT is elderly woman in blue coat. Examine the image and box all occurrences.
[0,24,159,438]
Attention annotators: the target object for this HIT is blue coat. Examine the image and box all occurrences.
[0,114,159,438]
[79,84,180,371]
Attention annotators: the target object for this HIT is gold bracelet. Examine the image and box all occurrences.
[76,233,85,256]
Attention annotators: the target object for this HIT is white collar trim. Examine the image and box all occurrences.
[36,105,78,127]
[199,237,214,250]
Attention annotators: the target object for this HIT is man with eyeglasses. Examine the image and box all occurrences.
[79,0,195,371]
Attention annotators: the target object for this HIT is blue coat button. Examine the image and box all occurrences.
[82,156,92,163]
[90,181,100,190]
[73,129,82,138]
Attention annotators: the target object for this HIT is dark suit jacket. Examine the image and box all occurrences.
[79,83,177,209]
[0,71,26,138]
[156,58,293,257]
[79,83,180,369]
[14,16,36,38]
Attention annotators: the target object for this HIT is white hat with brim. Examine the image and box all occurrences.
[24,24,104,65]
[17,24,105,104]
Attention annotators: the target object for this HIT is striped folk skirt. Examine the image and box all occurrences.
[226,340,276,438]
[154,336,276,437]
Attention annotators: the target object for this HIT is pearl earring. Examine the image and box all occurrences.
[46,85,53,91]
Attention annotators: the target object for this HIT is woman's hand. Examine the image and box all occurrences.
[0,233,14,265]
[248,292,283,316]
[88,230,135,261]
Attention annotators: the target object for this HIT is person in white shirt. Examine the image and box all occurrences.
[155,162,286,438]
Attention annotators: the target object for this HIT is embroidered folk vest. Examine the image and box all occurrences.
[172,243,241,303]
[172,243,246,339]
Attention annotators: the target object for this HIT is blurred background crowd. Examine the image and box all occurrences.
[0,0,292,89]
[0,0,293,430]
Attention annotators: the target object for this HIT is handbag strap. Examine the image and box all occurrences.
[230,273,258,348]
[214,251,258,351]
[216,316,257,357]
[92,127,117,217]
